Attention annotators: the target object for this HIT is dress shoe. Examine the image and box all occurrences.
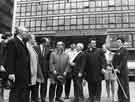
[49,100,54,102]
[41,98,46,102]
[72,98,79,102]
[55,98,64,102]
[64,96,69,99]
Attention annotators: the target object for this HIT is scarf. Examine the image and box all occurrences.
[70,51,82,64]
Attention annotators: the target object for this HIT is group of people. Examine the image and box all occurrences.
[0,26,130,102]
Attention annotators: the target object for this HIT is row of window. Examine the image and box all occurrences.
[16,0,135,16]
[16,6,135,17]
[18,0,135,6]
[16,23,135,32]
[16,13,135,26]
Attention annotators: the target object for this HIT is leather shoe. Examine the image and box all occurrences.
[55,98,64,102]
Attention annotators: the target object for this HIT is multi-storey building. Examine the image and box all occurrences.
[0,0,14,33]
[15,0,135,47]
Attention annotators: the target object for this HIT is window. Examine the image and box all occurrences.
[109,14,115,24]
[90,15,96,24]
[83,15,89,24]
[122,13,129,23]
[71,16,76,25]
[59,17,64,26]
[65,16,70,25]
[129,13,135,23]
[77,16,83,25]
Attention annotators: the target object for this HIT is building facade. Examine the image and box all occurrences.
[16,0,135,47]
[0,0,14,33]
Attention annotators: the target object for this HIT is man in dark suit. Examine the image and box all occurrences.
[84,39,105,102]
[72,43,85,102]
[39,38,51,102]
[6,26,31,102]
[113,37,130,102]
[64,43,77,99]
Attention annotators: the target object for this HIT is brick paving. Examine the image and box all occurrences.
[2,80,135,102]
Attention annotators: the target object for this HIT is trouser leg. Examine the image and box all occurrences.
[40,77,48,100]
[56,82,63,99]
[118,77,130,102]
[49,82,56,101]
[9,86,30,102]
[95,82,102,101]
[65,76,71,97]
[88,81,102,102]
[88,83,95,102]
[9,88,18,102]
[31,83,39,102]
[73,77,83,99]
[77,78,83,98]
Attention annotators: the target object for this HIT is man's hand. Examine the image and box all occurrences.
[78,73,82,77]
[101,68,106,74]
[63,72,67,76]
[82,79,87,86]
[8,74,15,82]
[53,70,57,75]
[114,69,120,74]
[70,62,76,66]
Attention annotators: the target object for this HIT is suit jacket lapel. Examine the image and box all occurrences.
[15,37,25,47]
[15,37,30,55]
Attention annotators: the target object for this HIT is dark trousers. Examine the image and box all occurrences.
[9,86,29,102]
[65,73,72,97]
[73,76,83,99]
[29,83,39,102]
[0,87,4,101]
[40,77,48,100]
[49,81,63,101]
[88,81,102,102]
[118,76,130,102]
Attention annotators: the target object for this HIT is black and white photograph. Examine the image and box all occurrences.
[0,0,135,102]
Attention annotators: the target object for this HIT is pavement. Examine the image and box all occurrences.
[2,80,135,102]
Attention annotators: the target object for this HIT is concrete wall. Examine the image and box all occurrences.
[0,0,13,33]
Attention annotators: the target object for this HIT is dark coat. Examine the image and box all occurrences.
[113,47,130,102]
[72,51,86,76]
[113,47,129,79]
[5,37,31,88]
[0,42,7,66]
[38,45,51,78]
[0,42,8,79]
[84,48,105,83]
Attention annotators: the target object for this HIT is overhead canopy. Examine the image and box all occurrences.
[34,29,107,37]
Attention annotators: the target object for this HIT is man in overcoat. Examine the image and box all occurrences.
[84,39,105,102]
[6,26,31,102]
[113,37,130,102]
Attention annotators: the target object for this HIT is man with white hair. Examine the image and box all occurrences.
[6,26,31,102]
[64,43,77,99]
[71,43,85,102]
